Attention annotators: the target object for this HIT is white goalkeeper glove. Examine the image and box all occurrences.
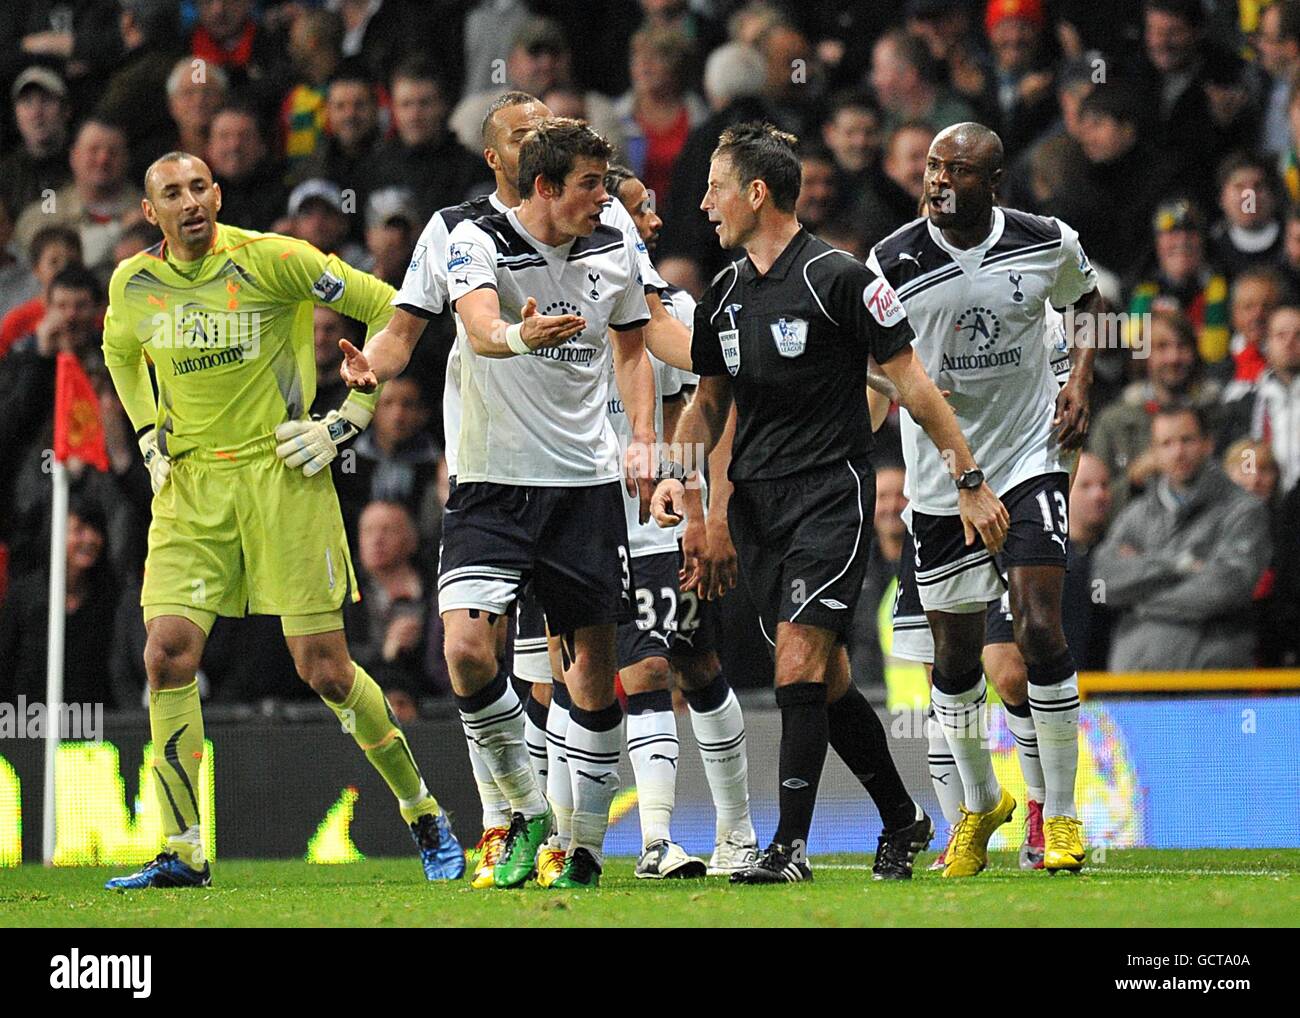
[137,427,171,495]
[274,399,373,478]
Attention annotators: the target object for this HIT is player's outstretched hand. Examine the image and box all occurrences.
[339,338,378,392]
[652,478,686,528]
[1053,376,1091,450]
[958,482,1009,554]
[518,296,586,349]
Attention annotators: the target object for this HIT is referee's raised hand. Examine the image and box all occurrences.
[519,296,586,349]
[958,482,1010,554]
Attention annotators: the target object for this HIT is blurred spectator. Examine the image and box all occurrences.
[335,0,448,90]
[110,219,161,266]
[8,1,122,87]
[334,375,446,559]
[462,0,532,94]
[291,62,383,240]
[999,55,1096,210]
[1094,405,1271,670]
[977,0,1057,158]
[189,0,289,117]
[311,305,363,416]
[903,0,987,105]
[1088,310,1222,512]
[1220,304,1300,494]
[1056,84,1178,278]
[0,266,107,568]
[158,57,231,166]
[97,0,185,175]
[1126,198,1230,368]
[820,90,883,196]
[1279,202,1300,295]
[371,60,489,225]
[280,8,345,170]
[0,195,40,319]
[283,179,365,264]
[1221,265,1286,386]
[1137,0,1258,179]
[0,502,120,708]
[1222,437,1281,506]
[613,25,707,218]
[12,120,142,280]
[657,41,773,289]
[207,104,287,232]
[1265,473,1300,664]
[0,226,83,358]
[0,66,73,214]
[1062,452,1113,670]
[360,187,420,287]
[1257,0,1300,159]
[349,500,432,716]
[870,29,976,134]
[756,18,821,138]
[1209,151,1284,282]
[849,460,907,689]
[449,18,623,160]
[852,120,934,248]
[795,147,839,235]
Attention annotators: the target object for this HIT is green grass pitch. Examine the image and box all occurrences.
[2,850,1297,927]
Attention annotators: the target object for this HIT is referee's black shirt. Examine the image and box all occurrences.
[691,228,914,482]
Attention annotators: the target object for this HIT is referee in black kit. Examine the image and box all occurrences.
[649,123,1008,884]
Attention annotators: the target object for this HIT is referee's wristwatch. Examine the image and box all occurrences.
[954,468,985,491]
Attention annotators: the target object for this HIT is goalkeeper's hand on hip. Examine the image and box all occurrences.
[274,400,372,477]
[138,427,171,495]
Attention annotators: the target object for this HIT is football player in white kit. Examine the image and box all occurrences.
[342,116,657,890]
[602,164,759,878]
[868,122,1100,877]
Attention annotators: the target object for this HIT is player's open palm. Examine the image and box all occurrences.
[519,296,586,349]
[339,338,378,392]
[958,482,1009,554]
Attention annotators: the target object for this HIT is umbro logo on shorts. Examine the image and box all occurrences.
[819,598,848,610]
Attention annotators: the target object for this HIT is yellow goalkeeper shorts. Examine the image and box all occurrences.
[141,433,360,621]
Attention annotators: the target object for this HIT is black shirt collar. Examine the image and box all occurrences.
[741,226,810,283]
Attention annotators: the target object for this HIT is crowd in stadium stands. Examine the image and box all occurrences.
[2,0,1299,716]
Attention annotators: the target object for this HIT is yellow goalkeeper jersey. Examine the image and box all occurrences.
[103,223,393,458]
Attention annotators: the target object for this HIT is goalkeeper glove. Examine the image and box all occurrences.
[274,399,373,478]
[137,427,171,495]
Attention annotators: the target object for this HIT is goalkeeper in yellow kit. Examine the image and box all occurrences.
[101,152,464,888]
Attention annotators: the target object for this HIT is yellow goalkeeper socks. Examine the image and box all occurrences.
[325,664,440,823]
[148,680,206,870]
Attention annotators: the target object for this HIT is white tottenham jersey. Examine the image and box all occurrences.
[606,285,698,556]
[445,207,651,485]
[396,193,665,478]
[868,207,1096,514]
[394,191,509,477]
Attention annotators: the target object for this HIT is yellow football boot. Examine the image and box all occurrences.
[942,787,1016,878]
[1043,815,1086,874]
[535,843,567,888]
[470,826,509,889]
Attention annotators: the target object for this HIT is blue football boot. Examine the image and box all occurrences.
[105,851,211,890]
[410,811,466,880]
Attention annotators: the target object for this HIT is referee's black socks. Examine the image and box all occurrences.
[827,684,916,831]
[773,682,829,849]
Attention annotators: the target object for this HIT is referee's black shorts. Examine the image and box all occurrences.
[728,457,875,647]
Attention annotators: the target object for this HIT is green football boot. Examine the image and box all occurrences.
[493,808,554,888]
[549,847,601,889]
